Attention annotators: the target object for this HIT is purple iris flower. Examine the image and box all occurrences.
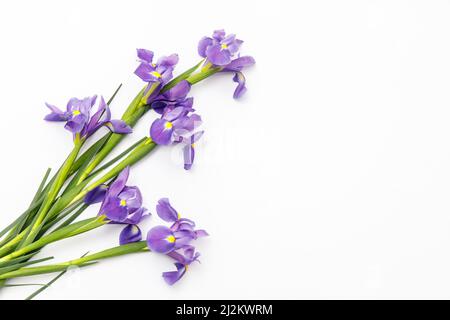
[163,246,201,285]
[198,29,243,66]
[198,30,255,99]
[146,198,208,254]
[135,49,179,85]
[151,80,193,115]
[149,106,202,146]
[86,167,149,245]
[45,96,132,139]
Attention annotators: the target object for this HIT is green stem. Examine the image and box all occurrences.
[20,138,84,248]
[0,241,148,280]
[0,217,106,263]
[71,138,157,205]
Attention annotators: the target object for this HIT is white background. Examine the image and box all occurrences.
[1,0,450,299]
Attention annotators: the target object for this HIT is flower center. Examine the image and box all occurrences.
[166,235,176,243]
[150,71,162,78]
[221,43,228,50]
[120,199,127,207]
[72,110,81,116]
[164,121,173,129]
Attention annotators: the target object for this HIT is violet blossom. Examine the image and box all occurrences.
[198,29,255,99]
[146,198,207,285]
[149,105,202,146]
[44,96,132,139]
[85,167,149,245]
[150,80,193,115]
[134,49,179,104]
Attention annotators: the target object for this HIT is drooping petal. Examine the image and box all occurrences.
[106,120,132,134]
[150,118,174,145]
[108,167,130,197]
[162,263,186,285]
[232,72,247,99]
[198,37,213,57]
[44,103,69,121]
[84,185,108,205]
[123,207,149,225]
[147,226,176,254]
[205,44,232,66]
[137,48,154,63]
[119,224,142,245]
[183,144,195,170]
[224,56,256,72]
[156,198,179,222]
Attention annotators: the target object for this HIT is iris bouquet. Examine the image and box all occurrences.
[0,29,254,298]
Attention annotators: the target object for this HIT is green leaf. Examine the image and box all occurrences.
[107,83,122,105]
[162,60,204,93]
[0,256,53,275]
[88,137,147,178]
[0,168,51,241]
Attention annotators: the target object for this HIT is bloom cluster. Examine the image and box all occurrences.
[85,168,207,285]
[0,29,253,296]
[147,198,208,285]
[45,96,132,139]
[199,29,255,98]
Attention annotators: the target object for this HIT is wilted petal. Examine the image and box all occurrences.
[119,224,142,245]
[150,118,174,145]
[108,167,130,197]
[156,198,179,222]
[147,225,176,254]
[162,263,186,285]
[137,48,154,63]
[106,120,132,134]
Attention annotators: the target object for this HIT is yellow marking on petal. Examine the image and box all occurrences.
[185,264,188,271]
[72,110,81,116]
[131,225,139,234]
[167,235,176,243]
[150,71,162,78]
[221,43,228,50]
[164,121,173,129]
[177,212,181,219]
[191,143,195,149]
[120,199,127,207]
